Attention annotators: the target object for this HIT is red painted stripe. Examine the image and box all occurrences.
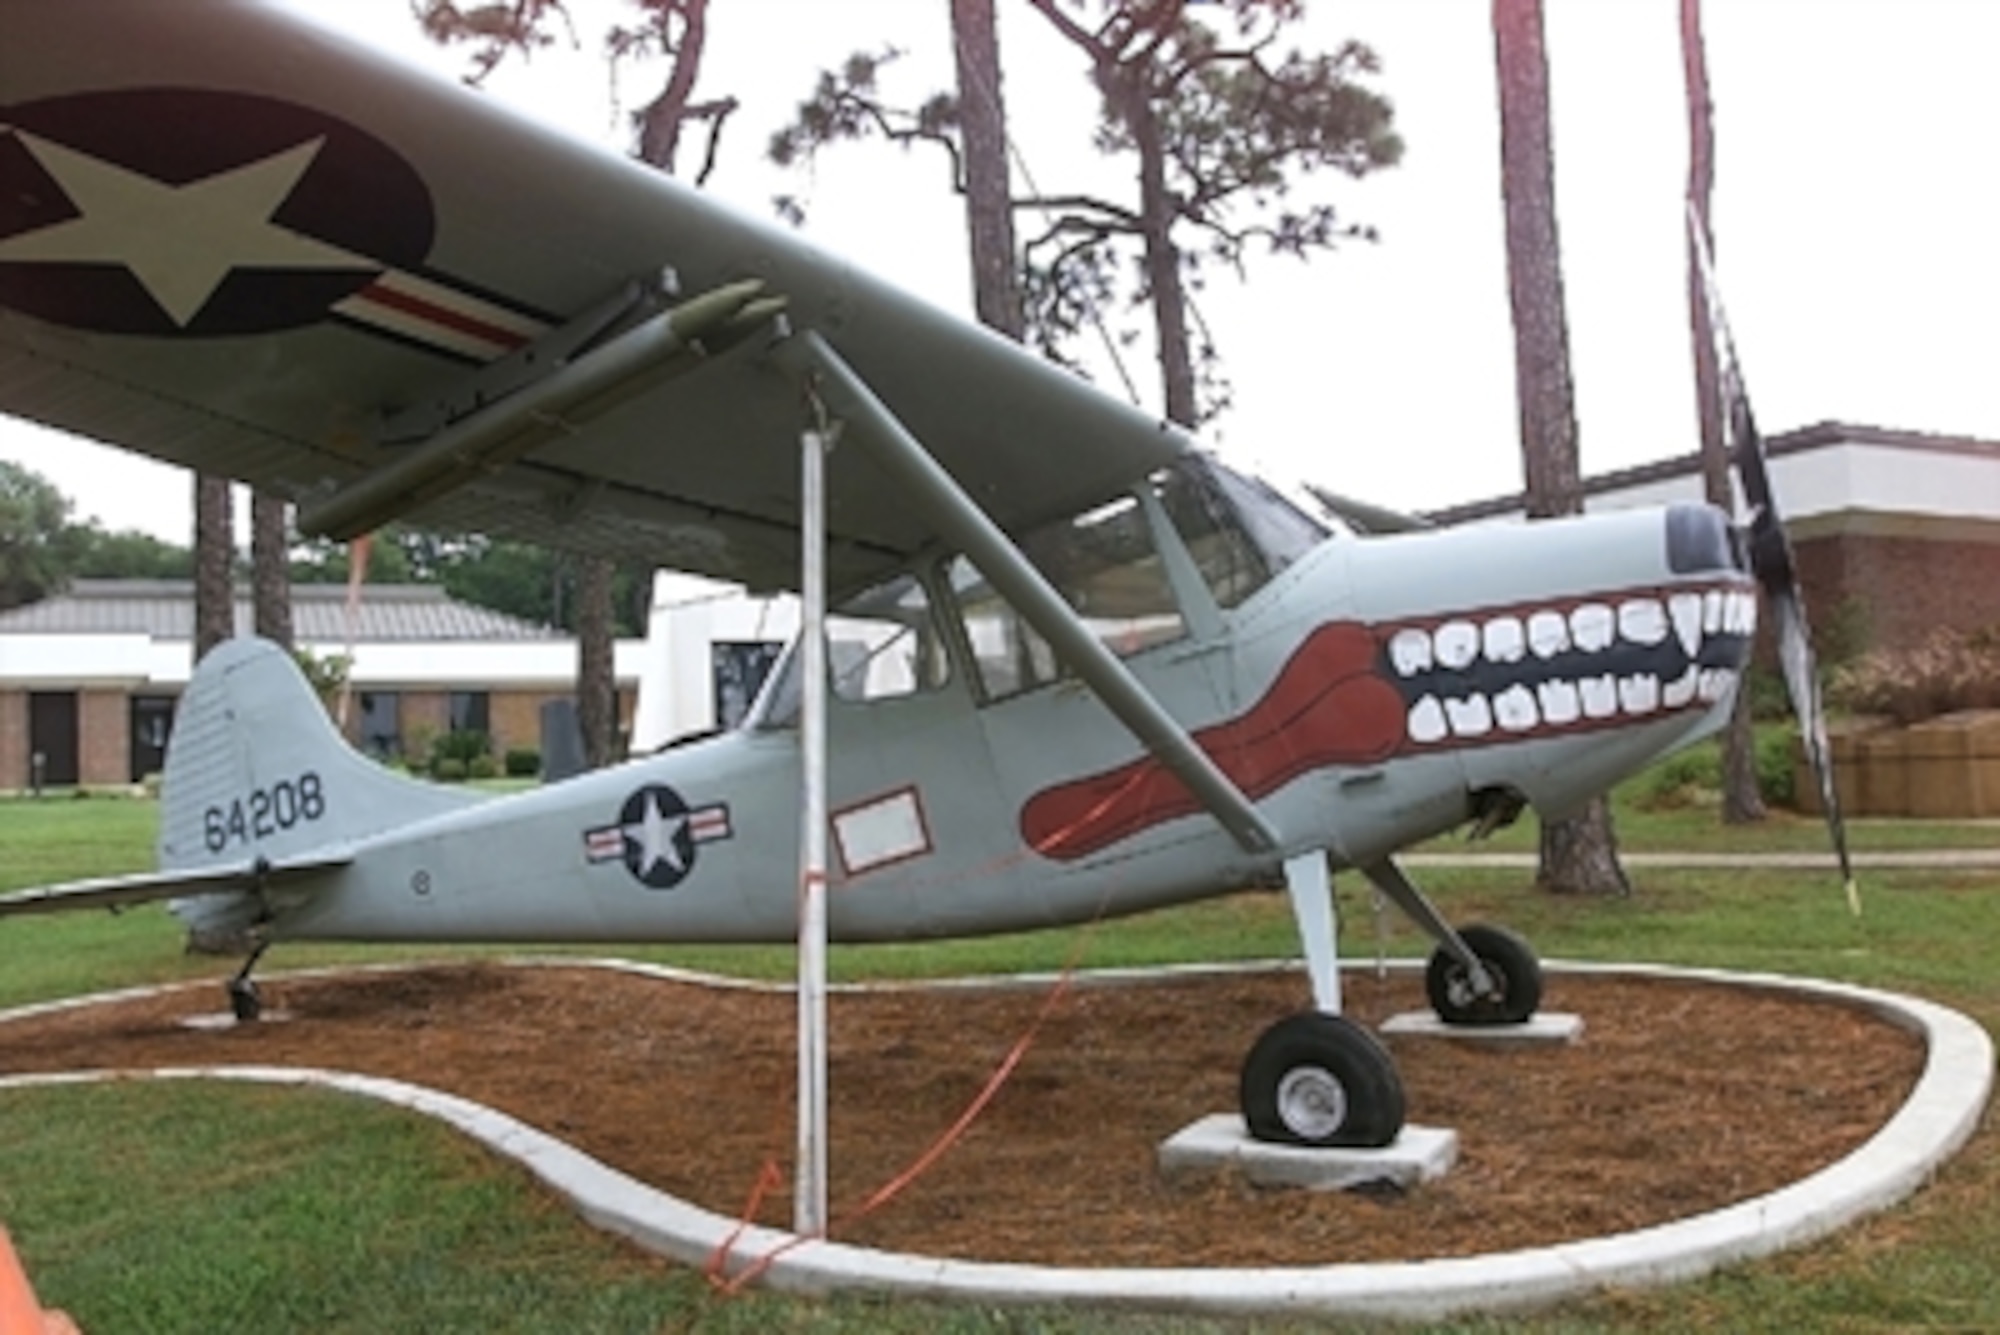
[354,281,530,352]
[1020,621,1405,861]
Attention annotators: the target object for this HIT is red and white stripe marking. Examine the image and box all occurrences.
[334,268,548,362]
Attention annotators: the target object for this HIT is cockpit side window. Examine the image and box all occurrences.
[754,569,949,728]
[1153,458,1328,609]
[950,492,1188,701]
[949,555,1060,699]
[826,570,950,702]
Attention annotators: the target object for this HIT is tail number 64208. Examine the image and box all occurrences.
[203,772,326,852]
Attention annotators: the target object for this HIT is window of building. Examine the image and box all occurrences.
[448,690,490,738]
[712,641,785,730]
[359,691,402,759]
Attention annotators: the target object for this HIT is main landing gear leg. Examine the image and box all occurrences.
[1239,852,1406,1148]
[1359,856,1543,1026]
[226,939,272,1023]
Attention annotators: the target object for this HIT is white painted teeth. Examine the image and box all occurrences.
[1618,673,1661,715]
[1579,674,1619,719]
[1494,684,1539,731]
[1664,665,1700,708]
[1395,585,1752,744]
[1445,694,1493,736]
[1571,603,1615,653]
[1435,621,1479,670]
[1528,610,1569,659]
[1618,599,1669,647]
[1670,593,1704,658]
[1390,627,1433,677]
[1538,679,1581,725]
[1409,695,1448,743]
[1483,616,1526,664]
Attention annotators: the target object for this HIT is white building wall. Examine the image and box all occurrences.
[630,571,799,751]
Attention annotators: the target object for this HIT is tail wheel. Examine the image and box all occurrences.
[1426,922,1542,1026]
[1240,1011,1406,1148]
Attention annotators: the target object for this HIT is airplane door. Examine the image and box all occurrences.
[813,575,1015,938]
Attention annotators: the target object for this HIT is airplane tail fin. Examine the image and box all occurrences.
[159,638,481,870]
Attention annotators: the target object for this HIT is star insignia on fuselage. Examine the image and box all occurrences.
[583,784,731,891]
[621,786,694,886]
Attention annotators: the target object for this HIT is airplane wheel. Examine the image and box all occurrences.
[227,977,262,1023]
[1426,923,1542,1026]
[1240,1012,1406,1148]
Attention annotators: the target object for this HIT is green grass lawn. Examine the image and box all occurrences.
[1,775,1997,1333]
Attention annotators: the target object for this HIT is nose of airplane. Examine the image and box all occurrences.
[1336,499,1760,829]
[1664,501,1746,578]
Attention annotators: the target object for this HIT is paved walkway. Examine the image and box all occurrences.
[1404,847,2000,870]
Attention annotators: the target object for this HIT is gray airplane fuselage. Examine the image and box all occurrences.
[169,494,1754,950]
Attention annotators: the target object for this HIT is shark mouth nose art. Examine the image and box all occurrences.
[1020,579,1755,861]
[1387,582,1756,746]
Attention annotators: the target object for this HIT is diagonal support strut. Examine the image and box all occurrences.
[775,328,1278,857]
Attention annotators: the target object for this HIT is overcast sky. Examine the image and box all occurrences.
[5,0,1997,542]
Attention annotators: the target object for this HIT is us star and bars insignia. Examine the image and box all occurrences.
[584,783,732,891]
[0,87,552,363]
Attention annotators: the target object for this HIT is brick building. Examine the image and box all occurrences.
[1422,422,2000,654]
[0,580,643,788]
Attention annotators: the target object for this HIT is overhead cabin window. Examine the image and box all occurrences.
[1154,459,1327,609]
[950,492,1188,701]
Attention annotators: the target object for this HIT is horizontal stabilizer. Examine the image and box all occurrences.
[1302,484,1434,536]
[0,851,350,919]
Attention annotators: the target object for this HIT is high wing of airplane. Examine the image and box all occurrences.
[0,0,1848,1153]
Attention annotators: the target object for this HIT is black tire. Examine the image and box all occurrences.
[227,977,262,1023]
[1240,1011,1406,1148]
[1425,922,1542,1026]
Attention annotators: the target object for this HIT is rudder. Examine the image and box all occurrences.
[159,638,481,870]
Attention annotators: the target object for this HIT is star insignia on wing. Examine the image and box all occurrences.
[0,132,376,327]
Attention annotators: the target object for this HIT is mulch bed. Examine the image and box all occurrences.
[0,962,1924,1268]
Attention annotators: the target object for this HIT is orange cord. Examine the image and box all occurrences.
[705,770,1146,1291]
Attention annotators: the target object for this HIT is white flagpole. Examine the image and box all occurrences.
[795,425,830,1236]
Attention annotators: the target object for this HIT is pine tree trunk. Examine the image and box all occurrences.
[250,490,294,649]
[577,554,617,769]
[1128,85,1198,427]
[1494,0,1629,894]
[1681,0,1766,824]
[1537,795,1632,896]
[193,473,234,663]
[951,0,1025,341]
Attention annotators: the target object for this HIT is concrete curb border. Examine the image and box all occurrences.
[0,959,1990,1320]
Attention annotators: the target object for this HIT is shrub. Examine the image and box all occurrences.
[432,757,469,782]
[1755,727,1796,807]
[1632,745,1722,811]
[467,754,498,780]
[503,748,540,777]
[1829,628,2000,725]
[431,729,491,763]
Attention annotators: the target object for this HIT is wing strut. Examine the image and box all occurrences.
[299,279,783,542]
[776,329,1279,857]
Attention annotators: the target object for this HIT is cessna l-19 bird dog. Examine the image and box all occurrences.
[0,1,1846,1150]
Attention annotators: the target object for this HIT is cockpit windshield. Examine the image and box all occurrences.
[752,454,1332,723]
[1153,456,1328,608]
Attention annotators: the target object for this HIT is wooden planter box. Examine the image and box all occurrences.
[1798,712,2000,817]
